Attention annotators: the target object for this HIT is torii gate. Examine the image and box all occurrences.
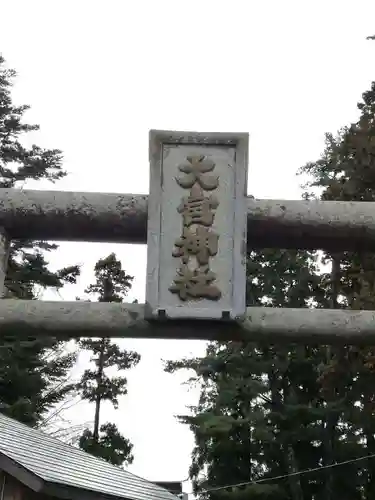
[0,130,373,344]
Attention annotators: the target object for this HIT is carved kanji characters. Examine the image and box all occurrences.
[176,155,219,191]
[172,225,219,266]
[170,153,221,302]
[177,184,219,227]
[169,265,222,301]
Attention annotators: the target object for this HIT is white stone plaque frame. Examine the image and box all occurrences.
[145,130,248,322]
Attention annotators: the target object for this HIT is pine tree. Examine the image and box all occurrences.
[77,253,140,466]
[165,80,375,500]
[0,53,80,426]
[166,248,330,500]
[299,80,375,500]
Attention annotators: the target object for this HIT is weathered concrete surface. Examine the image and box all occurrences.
[0,300,375,344]
[247,198,375,251]
[146,130,248,321]
[0,189,148,244]
[0,189,375,250]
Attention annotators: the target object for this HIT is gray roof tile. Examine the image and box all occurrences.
[0,413,179,500]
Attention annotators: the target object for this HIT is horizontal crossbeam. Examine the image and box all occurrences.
[0,300,373,344]
[0,189,373,251]
[0,189,148,244]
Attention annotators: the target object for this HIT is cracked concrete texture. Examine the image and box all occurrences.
[0,188,372,250]
[0,299,373,344]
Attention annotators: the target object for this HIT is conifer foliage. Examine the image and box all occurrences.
[0,54,80,426]
[166,82,375,499]
[77,254,140,466]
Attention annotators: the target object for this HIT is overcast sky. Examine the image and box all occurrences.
[1,0,375,493]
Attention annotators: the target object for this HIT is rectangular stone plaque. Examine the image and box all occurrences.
[145,130,248,322]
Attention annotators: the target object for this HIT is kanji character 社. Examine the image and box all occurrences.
[169,265,221,301]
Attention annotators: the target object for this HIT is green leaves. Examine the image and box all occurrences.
[76,253,139,466]
[165,77,375,499]
[79,423,134,466]
[0,55,79,426]
[85,253,134,302]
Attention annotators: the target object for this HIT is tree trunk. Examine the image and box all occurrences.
[286,445,304,500]
[322,254,340,500]
[93,338,106,443]
[272,349,304,500]
[282,380,304,500]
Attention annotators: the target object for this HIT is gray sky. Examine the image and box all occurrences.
[1,0,375,492]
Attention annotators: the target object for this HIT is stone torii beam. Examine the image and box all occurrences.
[0,128,374,343]
[0,299,373,345]
[0,188,373,251]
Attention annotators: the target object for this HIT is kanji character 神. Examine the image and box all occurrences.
[169,265,221,301]
[177,184,219,227]
[176,155,219,191]
[172,225,219,265]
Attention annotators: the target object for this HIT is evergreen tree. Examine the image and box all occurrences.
[166,248,330,500]
[299,80,375,499]
[77,253,140,466]
[0,53,80,426]
[166,80,375,500]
